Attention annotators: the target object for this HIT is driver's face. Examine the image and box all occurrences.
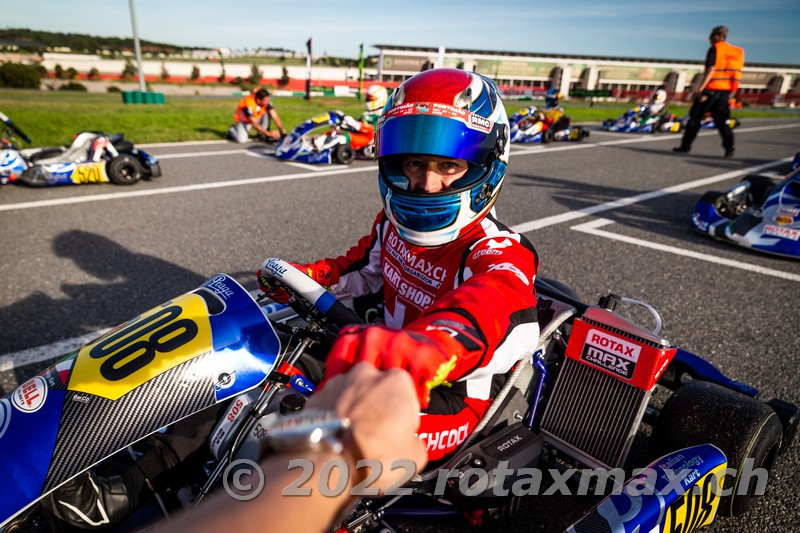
[402,155,469,193]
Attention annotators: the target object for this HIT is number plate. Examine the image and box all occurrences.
[69,293,213,400]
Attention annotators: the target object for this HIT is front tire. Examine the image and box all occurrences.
[107,155,143,185]
[651,380,783,516]
[333,144,355,165]
[541,129,554,144]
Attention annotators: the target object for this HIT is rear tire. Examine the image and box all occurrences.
[107,155,143,185]
[651,380,783,517]
[741,174,775,205]
[541,129,554,144]
[334,144,355,165]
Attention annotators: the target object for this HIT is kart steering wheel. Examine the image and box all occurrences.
[259,258,362,329]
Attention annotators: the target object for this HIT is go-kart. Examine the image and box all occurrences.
[275,111,375,165]
[509,106,588,143]
[680,113,741,130]
[1,259,797,532]
[602,106,681,133]
[0,112,161,187]
[691,152,800,259]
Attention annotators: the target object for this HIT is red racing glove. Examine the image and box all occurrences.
[322,325,459,409]
[256,260,336,303]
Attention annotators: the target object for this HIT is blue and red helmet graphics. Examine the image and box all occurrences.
[376,68,510,247]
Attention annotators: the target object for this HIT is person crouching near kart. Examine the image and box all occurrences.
[258,68,540,462]
[227,88,287,143]
[338,84,390,154]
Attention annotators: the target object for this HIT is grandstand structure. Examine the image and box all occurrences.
[375,45,800,105]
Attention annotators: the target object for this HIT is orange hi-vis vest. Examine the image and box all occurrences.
[233,93,266,123]
[707,41,744,92]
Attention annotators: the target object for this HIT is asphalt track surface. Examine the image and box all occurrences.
[1,119,799,531]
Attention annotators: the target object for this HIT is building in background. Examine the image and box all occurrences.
[375,45,800,105]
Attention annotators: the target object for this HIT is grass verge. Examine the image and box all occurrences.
[0,89,795,147]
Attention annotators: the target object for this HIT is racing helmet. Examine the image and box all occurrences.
[365,85,389,112]
[376,68,510,247]
[651,89,667,105]
[649,89,668,114]
[545,87,562,108]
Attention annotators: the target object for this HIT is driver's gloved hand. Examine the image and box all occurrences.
[256,260,335,304]
[342,115,363,132]
[322,325,457,409]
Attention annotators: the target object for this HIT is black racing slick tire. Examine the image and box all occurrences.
[541,128,554,144]
[334,144,355,165]
[740,174,775,206]
[651,380,783,517]
[108,155,144,185]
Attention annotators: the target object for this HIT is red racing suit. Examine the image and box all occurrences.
[316,211,540,460]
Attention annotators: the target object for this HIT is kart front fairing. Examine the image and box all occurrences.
[275,111,347,164]
[692,165,800,259]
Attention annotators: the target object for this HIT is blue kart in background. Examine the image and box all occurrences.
[691,152,800,259]
[602,106,681,133]
[275,111,367,165]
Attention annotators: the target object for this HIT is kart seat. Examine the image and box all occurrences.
[33,132,99,165]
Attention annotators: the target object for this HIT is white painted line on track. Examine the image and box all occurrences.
[139,140,231,148]
[0,329,110,374]
[509,122,800,155]
[157,148,251,159]
[0,165,377,213]
[571,218,800,283]
[510,157,791,234]
[245,151,324,171]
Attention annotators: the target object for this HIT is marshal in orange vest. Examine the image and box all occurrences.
[707,41,745,92]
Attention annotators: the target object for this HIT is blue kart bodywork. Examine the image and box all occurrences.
[602,107,680,133]
[274,111,351,164]
[508,106,588,143]
[691,153,800,259]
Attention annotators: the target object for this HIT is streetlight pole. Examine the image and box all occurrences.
[128,0,147,93]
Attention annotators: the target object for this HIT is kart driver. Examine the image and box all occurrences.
[541,87,569,132]
[227,88,287,143]
[339,84,390,148]
[258,68,541,462]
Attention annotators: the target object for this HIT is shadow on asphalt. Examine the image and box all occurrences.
[193,127,228,139]
[1,230,255,389]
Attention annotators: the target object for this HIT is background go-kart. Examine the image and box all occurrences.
[1,116,798,532]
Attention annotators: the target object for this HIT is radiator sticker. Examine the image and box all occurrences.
[580,329,641,379]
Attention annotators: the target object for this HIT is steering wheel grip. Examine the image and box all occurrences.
[259,258,361,328]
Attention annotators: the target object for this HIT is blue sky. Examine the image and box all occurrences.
[6,0,799,64]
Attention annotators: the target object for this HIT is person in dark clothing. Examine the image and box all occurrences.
[674,25,744,157]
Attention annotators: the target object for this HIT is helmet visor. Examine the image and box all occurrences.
[377,103,499,166]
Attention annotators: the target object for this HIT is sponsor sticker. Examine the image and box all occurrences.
[580,329,641,379]
[0,398,11,438]
[764,224,800,241]
[12,376,48,413]
[379,102,494,133]
[774,215,794,225]
[471,248,503,260]
[778,207,800,216]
